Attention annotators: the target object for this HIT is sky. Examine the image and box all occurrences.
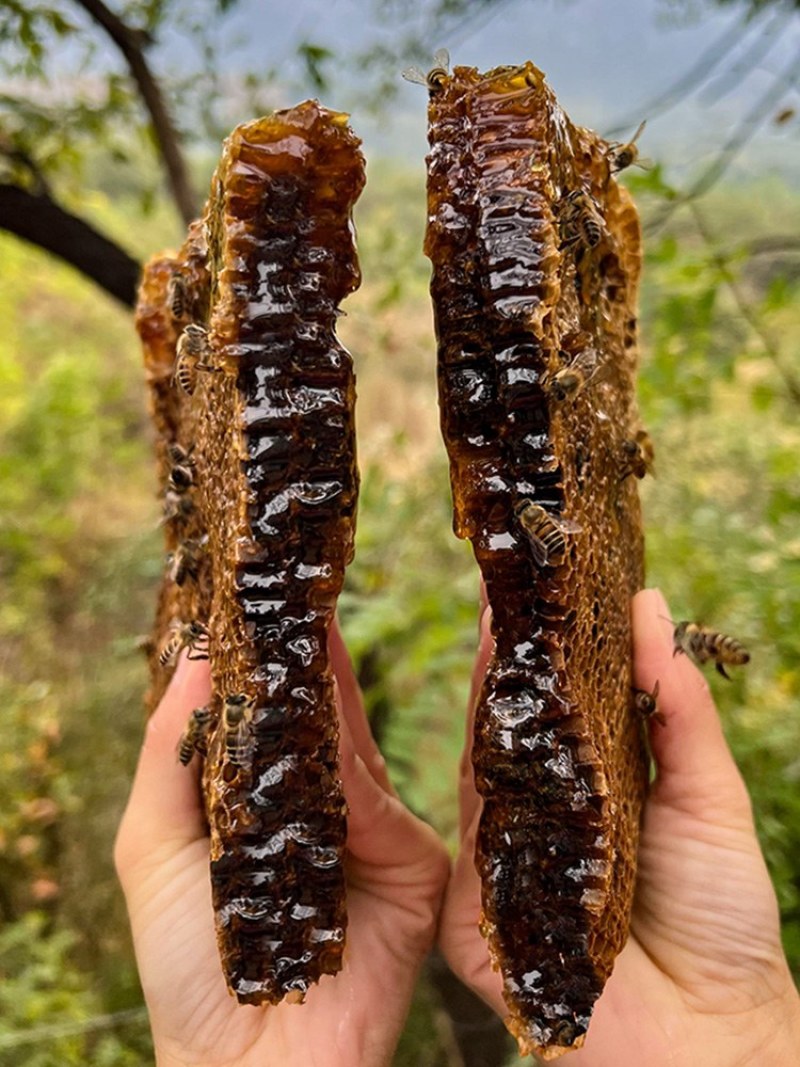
[199,0,800,179]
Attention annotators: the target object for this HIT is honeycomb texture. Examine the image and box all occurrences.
[424,62,649,1059]
[135,102,365,1004]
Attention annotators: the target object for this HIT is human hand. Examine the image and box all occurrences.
[439,587,800,1065]
[115,621,449,1067]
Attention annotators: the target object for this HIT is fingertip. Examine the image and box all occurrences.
[144,654,212,756]
[117,655,211,872]
[631,588,749,815]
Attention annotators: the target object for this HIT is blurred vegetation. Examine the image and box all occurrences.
[0,2,799,1057]
[0,155,798,1061]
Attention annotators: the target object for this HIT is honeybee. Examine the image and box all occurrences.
[133,633,155,657]
[158,620,210,668]
[402,48,450,92]
[673,621,750,680]
[161,488,194,525]
[177,705,213,765]
[515,501,581,568]
[168,537,204,586]
[166,441,195,469]
[547,346,602,402]
[558,189,606,251]
[633,681,665,727]
[167,270,189,322]
[223,693,256,768]
[620,429,655,480]
[174,324,215,396]
[167,455,196,494]
[607,120,647,174]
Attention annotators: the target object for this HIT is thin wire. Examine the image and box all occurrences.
[605,11,751,137]
[0,1007,149,1049]
[647,43,800,232]
[697,7,785,107]
[437,0,518,51]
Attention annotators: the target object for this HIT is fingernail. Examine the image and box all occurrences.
[650,587,670,615]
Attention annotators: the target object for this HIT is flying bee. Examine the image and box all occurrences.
[607,120,647,173]
[158,619,210,668]
[174,323,217,396]
[168,537,204,586]
[672,621,750,680]
[166,270,189,322]
[547,345,602,402]
[177,705,213,765]
[633,681,665,727]
[620,429,655,480]
[515,501,582,568]
[559,189,606,251]
[402,48,450,92]
[223,693,256,768]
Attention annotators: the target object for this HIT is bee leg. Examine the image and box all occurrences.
[715,662,732,681]
[653,711,667,727]
[186,648,210,661]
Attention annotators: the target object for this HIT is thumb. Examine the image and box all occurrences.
[115,655,211,880]
[631,588,753,823]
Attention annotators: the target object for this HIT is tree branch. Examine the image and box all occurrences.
[72,0,198,225]
[0,184,140,308]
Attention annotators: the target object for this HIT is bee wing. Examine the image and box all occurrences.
[521,528,549,568]
[574,346,600,373]
[402,66,428,85]
[235,717,255,765]
[557,516,583,535]
[432,47,450,70]
[630,119,647,144]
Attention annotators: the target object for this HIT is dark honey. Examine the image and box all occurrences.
[136,102,364,1005]
[424,62,649,1058]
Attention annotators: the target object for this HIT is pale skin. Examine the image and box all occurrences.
[116,589,800,1066]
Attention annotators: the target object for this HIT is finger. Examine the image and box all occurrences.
[479,575,488,619]
[440,807,505,1016]
[115,655,211,875]
[632,587,752,818]
[338,710,449,896]
[329,617,395,795]
[459,605,493,839]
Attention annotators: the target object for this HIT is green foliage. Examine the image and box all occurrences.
[1,163,799,1063]
[0,914,150,1066]
[297,42,335,94]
